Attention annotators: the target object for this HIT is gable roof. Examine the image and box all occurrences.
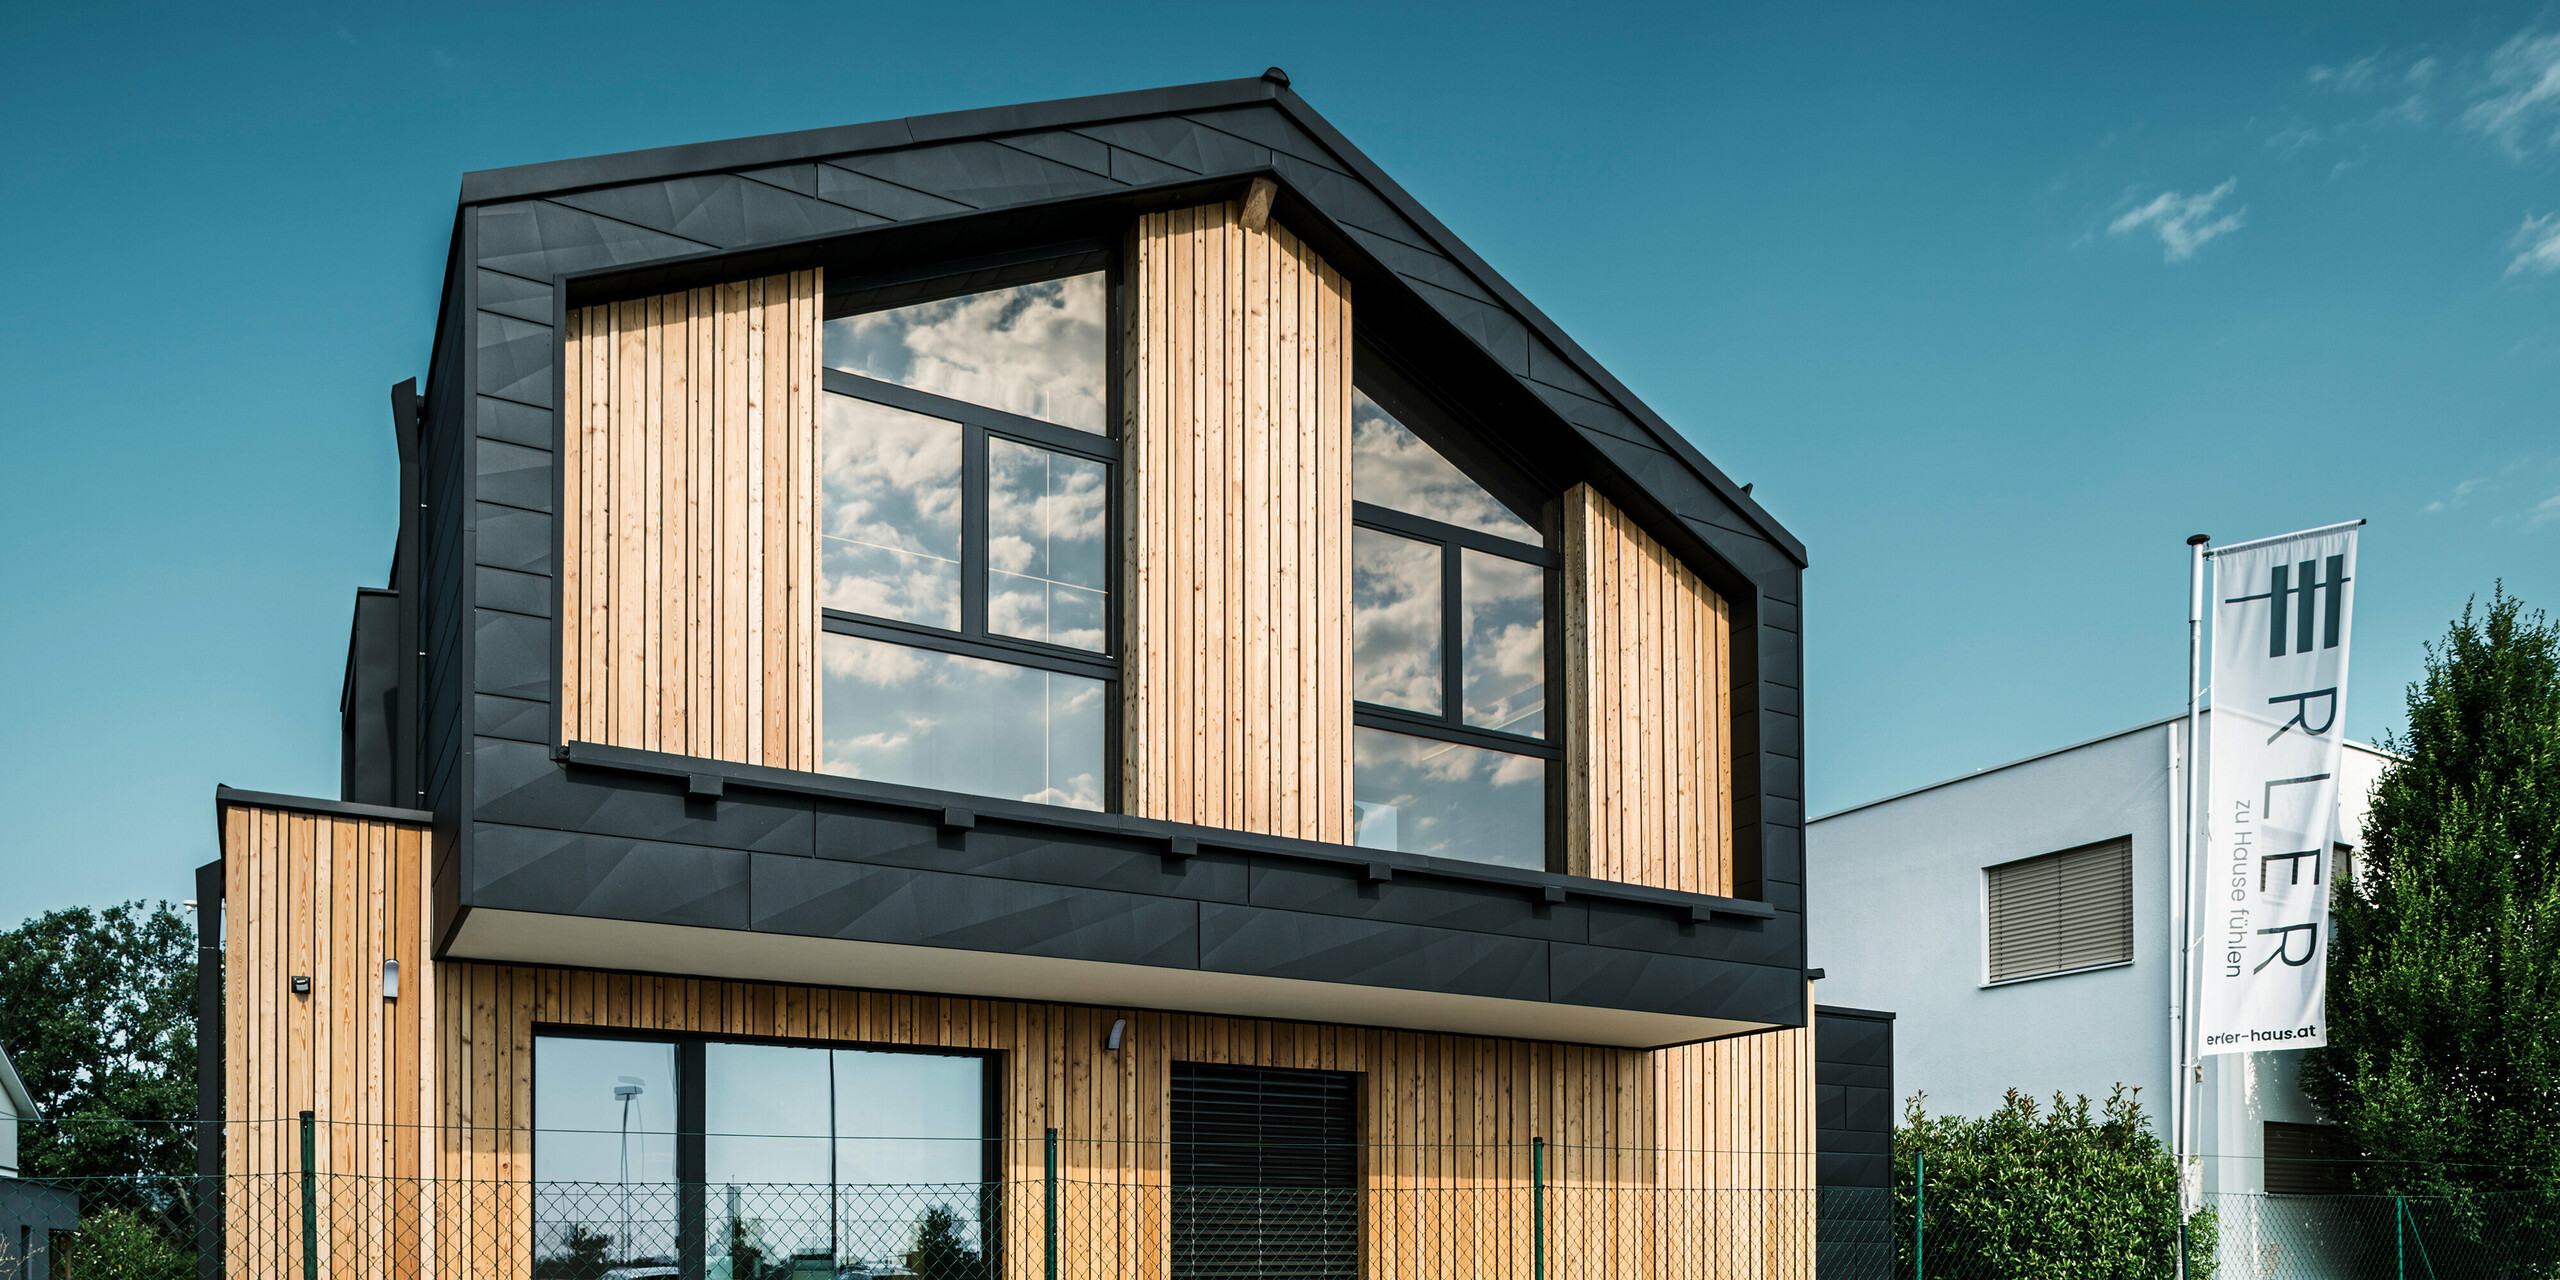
[447,71,1807,571]
[0,1043,33,1118]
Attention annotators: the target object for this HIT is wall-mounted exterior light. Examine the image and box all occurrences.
[290,975,310,996]
[1106,1018,1127,1051]
[382,960,400,1000]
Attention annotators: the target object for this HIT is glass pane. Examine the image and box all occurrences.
[988,438,1109,652]
[834,1051,987,1271]
[823,633,1106,810]
[534,1036,679,1272]
[706,1044,835,1265]
[1460,550,1546,737]
[1352,727,1546,870]
[1352,527,1442,714]
[822,394,963,629]
[825,272,1109,434]
[1352,388,1541,545]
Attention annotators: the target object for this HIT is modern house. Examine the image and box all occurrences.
[1807,714,2390,1208]
[197,72,1823,1280]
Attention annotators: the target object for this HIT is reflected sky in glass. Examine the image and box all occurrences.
[825,273,1108,434]
[1352,727,1545,870]
[987,438,1108,652]
[823,633,1105,809]
[706,1043,833,1186]
[534,1036,680,1185]
[1352,527,1441,713]
[1461,550,1545,737]
[822,394,962,629]
[1351,389,1540,545]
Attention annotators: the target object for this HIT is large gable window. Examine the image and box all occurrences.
[819,259,1116,810]
[1348,371,1555,870]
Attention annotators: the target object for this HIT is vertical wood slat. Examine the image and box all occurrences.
[1560,483,1736,894]
[1122,202,1352,839]
[559,270,822,771]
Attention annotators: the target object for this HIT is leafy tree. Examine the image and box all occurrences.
[2302,588,2560,1195]
[52,1206,193,1280]
[904,1204,987,1280]
[726,1212,767,1280]
[1896,1086,2212,1279]
[0,901,197,1181]
[535,1223,615,1279]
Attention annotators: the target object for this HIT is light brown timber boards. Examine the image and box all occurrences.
[1122,202,1353,839]
[1560,483,1736,894]
[559,270,821,771]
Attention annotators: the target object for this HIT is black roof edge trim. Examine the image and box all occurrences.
[215,785,435,827]
[1814,1004,1898,1021]
[1260,88,1805,567]
[457,76,1280,207]
[555,739,1780,923]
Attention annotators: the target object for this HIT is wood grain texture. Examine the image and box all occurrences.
[1560,483,1736,893]
[218,802,434,1280]
[1122,202,1353,840]
[560,270,822,770]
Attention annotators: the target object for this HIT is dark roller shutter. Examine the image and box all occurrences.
[2264,1122,2358,1195]
[1986,837,2134,983]
[1171,1063,1357,1279]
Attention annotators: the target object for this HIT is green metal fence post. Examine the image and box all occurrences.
[300,1110,319,1280]
[1044,1126,1059,1280]
[2395,1194,2405,1280]
[1532,1137,1546,1280]
[1915,1151,1925,1280]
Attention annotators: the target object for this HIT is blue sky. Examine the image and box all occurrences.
[3,2,2555,919]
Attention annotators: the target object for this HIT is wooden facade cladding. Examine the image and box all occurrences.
[558,270,823,770]
[218,800,435,1280]
[1561,484,1736,893]
[1121,201,1355,840]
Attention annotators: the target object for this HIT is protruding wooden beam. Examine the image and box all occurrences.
[1240,176,1278,232]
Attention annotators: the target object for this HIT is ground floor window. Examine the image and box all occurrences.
[533,1031,993,1279]
[1171,1062,1359,1280]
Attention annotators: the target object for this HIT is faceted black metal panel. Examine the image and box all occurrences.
[834,140,1122,211]
[476,395,551,450]
[476,439,551,513]
[476,200,714,281]
[1071,116,1270,176]
[474,313,553,407]
[810,165,974,220]
[476,738,812,854]
[749,852,1200,968]
[992,130,1112,178]
[1176,107,1341,171]
[1197,903,1549,1004]
[475,566,550,619]
[551,172,887,249]
[473,821,751,929]
[472,503,550,575]
[1815,1007,1895,1191]
[813,803,1248,904]
[1548,942,1793,1023]
[474,694,550,744]
[1242,860,1585,943]
[471,612,551,701]
[1584,898,1792,967]
[477,268,555,324]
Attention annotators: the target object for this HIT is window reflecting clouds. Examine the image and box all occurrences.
[825,273,1108,434]
[533,1036,679,1268]
[1352,528,1443,714]
[822,395,963,629]
[1460,551,1545,736]
[988,439,1109,652]
[706,1043,832,1186]
[823,633,1105,809]
[1351,728,1546,870]
[1352,389,1540,545]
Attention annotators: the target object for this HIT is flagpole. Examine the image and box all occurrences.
[2178,531,2209,1269]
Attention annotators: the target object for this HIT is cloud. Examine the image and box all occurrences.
[2108,180,2246,261]
[2532,490,2560,528]
[2420,475,2493,514]
[2508,213,2560,276]
[2465,29,2560,152]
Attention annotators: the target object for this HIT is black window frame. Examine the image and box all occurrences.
[530,1024,1007,1275]
[1347,359,1563,869]
[817,247,1123,809]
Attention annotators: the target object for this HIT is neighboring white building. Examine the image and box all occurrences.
[0,1043,33,1178]
[1807,713,2389,1199]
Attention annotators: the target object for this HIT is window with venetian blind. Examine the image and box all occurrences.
[1984,836,2133,983]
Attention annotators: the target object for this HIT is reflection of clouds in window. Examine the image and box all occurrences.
[822,395,962,629]
[533,1036,681,1267]
[1351,727,1544,870]
[988,439,1109,652]
[822,633,1104,810]
[1352,528,1441,713]
[1461,551,1545,737]
[1352,389,1540,545]
[825,274,1108,434]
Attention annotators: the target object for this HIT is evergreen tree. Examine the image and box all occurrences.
[2302,588,2560,1194]
[904,1205,987,1280]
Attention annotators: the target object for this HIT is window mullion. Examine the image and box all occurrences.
[1441,539,1464,726]
[962,423,990,638]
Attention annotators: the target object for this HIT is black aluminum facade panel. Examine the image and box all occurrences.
[476,200,715,281]
[1105,146,1199,189]
[1815,1004,1895,1278]
[475,566,550,619]
[1070,116,1271,176]
[471,610,551,701]
[1547,943,1784,1023]
[813,804,1249,905]
[1177,107,1345,172]
[995,130,1114,178]
[474,314,554,406]
[341,589,401,807]
[473,502,550,574]
[1242,861,1585,943]
[811,165,975,220]
[473,821,751,928]
[834,139,1123,210]
[474,738,812,854]
[474,694,550,744]
[477,268,556,324]
[1198,903,1549,1004]
[475,440,551,514]
[749,852,1200,968]
[476,395,552,450]
[551,172,886,249]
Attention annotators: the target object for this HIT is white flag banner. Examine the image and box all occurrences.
[2198,521,2359,1057]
